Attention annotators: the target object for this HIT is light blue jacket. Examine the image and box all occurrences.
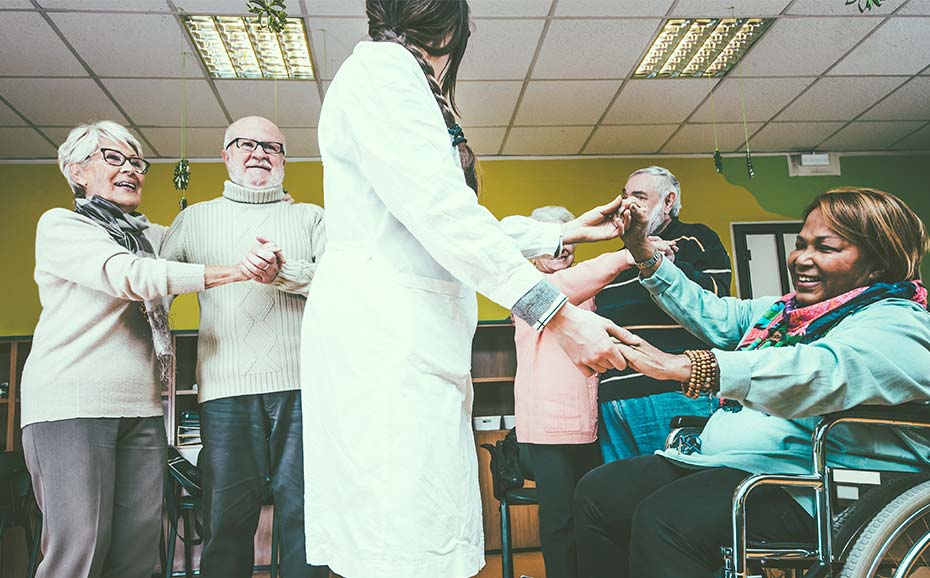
[644,258,930,510]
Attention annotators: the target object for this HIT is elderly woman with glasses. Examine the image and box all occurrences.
[20,120,258,578]
[574,187,930,578]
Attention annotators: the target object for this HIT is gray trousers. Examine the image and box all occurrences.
[23,417,167,578]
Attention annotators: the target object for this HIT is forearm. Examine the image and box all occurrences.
[205,265,247,289]
[553,250,632,304]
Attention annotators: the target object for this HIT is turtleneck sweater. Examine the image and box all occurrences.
[161,180,327,402]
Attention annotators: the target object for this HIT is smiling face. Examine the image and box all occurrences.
[69,138,144,212]
[534,242,575,274]
[222,117,286,189]
[788,208,882,306]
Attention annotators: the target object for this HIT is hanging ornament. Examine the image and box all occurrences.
[248,0,288,33]
[174,159,190,210]
[175,49,191,210]
[709,78,723,175]
[737,67,755,180]
[846,0,882,12]
[745,150,755,180]
[714,149,724,174]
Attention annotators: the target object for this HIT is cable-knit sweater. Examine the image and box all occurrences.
[160,181,327,402]
[22,209,206,426]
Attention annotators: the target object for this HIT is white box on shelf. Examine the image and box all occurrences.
[473,415,502,431]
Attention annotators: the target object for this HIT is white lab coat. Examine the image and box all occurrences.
[301,42,558,578]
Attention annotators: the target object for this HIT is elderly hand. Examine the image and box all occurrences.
[282,192,295,205]
[651,236,678,263]
[616,339,691,383]
[619,200,658,263]
[240,236,286,284]
[560,195,636,244]
[546,303,643,376]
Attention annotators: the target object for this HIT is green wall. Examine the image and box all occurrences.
[1,154,927,336]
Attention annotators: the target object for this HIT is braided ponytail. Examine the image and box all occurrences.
[367,0,478,193]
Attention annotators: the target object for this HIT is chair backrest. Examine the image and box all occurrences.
[167,446,202,498]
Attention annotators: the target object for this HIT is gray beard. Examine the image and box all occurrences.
[647,204,666,235]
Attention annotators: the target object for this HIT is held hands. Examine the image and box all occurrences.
[546,303,643,377]
[623,236,677,266]
[561,195,636,244]
[240,235,286,284]
[617,200,654,262]
[615,338,691,383]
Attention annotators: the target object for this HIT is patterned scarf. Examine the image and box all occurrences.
[75,196,174,386]
[715,280,928,414]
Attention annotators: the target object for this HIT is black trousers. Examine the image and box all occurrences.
[199,391,329,578]
[573,455,816,578]
[526,442,601,578]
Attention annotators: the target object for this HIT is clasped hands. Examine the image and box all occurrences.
[239,235,286,284]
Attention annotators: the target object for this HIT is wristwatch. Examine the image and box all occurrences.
[634,250,663,271]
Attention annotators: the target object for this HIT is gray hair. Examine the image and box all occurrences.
[629,165,682,217]
[58,120,143,198]
[530,205,575,224]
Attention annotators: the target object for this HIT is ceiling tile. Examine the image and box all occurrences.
[829,17,930,75]
[515,80,619,126]
[604,79,714,124]
[671,0,791,17]
[554,0,673,17]
[690,78,814,123]
[0,11,86,76]
[731,17,882,77]
[749,122,847,152]
[891,124,930,150]
[532,19,661,79]
[0,1,34,7]
[502,126,592,155]
[584,124,679,155]
[860,77,930,121]
[898,0,930,14]
[661,122,763,153]
[0,99,25,126]
[38,0,169,9]
[0,128,57,159]
[775,76,907,122]
[279,128,319,157]
[173,0,305,15]
[454,82,523,126]
[788,0,906,14]
[819,121,926,150]
[103,79,228,126]
[460,20,545,81]
[216,80,322,127]
[39,125,157,158]
[305,0,365,17]
[136,127,225,158]
[457,126,507,155]
[308,17,368,81]
[0,78,127,125]
[49,12,202,78]
[470,0,552,17]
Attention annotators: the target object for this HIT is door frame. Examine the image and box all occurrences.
[730,221,803,299]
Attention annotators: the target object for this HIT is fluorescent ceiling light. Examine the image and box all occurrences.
[635,18,771,79]
[184,15,314,80]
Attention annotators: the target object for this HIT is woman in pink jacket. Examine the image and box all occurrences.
[513,206,675,578]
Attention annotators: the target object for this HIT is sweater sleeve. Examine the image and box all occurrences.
[272,204,327,296]
[499,215,562,259]
[36,209,205,300]
[715,300,930,419]
[159,208,189,263]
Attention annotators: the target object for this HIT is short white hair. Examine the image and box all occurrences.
[530,205,575,224]
[58,120,143,198]
[629,165,682,217]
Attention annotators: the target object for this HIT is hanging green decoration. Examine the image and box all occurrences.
[175,48,191,210]
[713,149,724,174]
[846,0,882,12]
[745,150,755,180]
[174,159,190,209]
[248,0,288,33]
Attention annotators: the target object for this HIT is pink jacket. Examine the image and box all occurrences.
[513,251,631,444]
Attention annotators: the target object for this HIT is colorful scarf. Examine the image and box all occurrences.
[715,280,927,413]
[75,196,174,387]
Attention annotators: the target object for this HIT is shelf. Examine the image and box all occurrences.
[175,389,199,396]
[472,377,515,383]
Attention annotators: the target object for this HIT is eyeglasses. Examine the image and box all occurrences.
[90,148,150,174]
[225,137,285,156]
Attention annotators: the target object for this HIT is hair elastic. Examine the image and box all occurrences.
[448,124,467,147]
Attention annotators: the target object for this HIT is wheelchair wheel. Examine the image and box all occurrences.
[839,478,930,578]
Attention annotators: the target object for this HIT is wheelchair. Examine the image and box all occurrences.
[666,403,930,578]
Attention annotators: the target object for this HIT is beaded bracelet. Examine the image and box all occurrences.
[682,349,720,399]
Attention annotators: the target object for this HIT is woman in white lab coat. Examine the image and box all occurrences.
[300,1,639,576]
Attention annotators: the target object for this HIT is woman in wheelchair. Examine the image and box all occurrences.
[573,187,930,578]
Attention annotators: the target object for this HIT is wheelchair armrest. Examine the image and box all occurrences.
[820,402,930,427]
[669,415,710,429]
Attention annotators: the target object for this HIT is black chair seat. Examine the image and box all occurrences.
[504,487,537,505]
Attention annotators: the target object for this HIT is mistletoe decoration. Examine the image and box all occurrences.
[713,149,724,174]
[248,0,288,33]
[846,0,882,12]
[174,159,190,210]
[745,150,755,180]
